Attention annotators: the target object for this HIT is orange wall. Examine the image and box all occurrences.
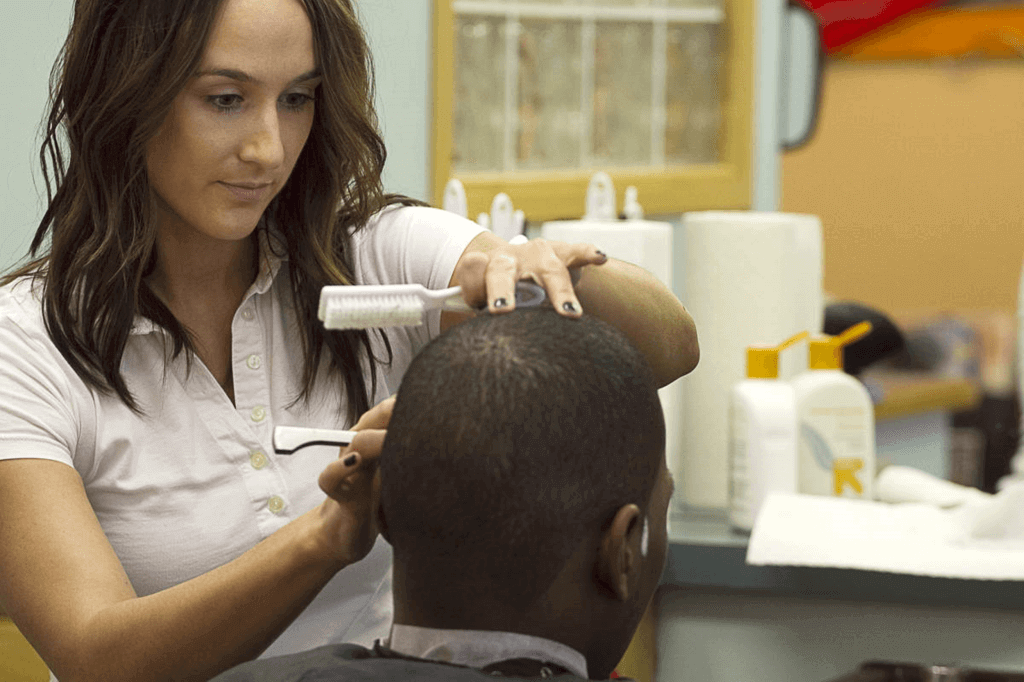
[781,58,1024,314]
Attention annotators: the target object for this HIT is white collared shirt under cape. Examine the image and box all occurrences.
[385,623,589,679]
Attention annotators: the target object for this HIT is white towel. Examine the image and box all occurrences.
[747,485,1024,580]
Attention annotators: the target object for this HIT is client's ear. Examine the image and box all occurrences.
[596,503,643,602]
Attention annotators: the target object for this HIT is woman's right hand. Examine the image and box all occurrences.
[0,396,397,682]
[314,396,394,569]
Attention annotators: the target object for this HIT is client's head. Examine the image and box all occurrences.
[378,308,672,679]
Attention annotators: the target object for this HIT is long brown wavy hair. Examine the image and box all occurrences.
[3,0,416,422]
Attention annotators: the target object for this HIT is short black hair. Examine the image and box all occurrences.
[379,308,665,607]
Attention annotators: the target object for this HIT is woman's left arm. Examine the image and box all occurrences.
[574,255,699,385]
[442,230,699,387]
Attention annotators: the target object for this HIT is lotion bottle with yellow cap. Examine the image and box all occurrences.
[729,331,808,533]
[792,321,876,499]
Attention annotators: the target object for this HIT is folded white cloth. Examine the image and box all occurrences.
[747,484,1024,580]
[875,465,992,507]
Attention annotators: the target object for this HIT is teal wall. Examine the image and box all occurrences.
[753,0,784,211]
[0,0,432,273]
[357,0,433,202]
[1,0,74,273]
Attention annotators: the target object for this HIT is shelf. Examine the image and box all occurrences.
[664,507,1024,611]
[864,371,982,421]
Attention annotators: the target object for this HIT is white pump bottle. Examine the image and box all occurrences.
[792,321,876,499]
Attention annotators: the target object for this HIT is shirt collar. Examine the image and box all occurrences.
[385,624,589,679]
[130,224,287,336]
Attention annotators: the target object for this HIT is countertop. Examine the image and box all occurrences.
[664,506,1024,610]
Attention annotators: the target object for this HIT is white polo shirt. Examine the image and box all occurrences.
[0,205,485,668]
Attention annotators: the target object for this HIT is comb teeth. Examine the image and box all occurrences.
[322,294,426,330]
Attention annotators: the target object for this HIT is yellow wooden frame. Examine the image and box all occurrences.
[431,1,754,221]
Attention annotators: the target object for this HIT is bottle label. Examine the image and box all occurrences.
[799,404,870,498]
[832,457,864,496]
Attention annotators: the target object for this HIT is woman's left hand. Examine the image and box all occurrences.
[451,233,609,317]
[446,229,699,385]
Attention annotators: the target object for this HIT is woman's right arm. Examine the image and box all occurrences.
[0,400,389,682]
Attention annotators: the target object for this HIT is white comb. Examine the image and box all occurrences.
[318,281,547,330]
[273,426,357,455]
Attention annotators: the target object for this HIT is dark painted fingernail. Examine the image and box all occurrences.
[493,298,508,309]
[563,301,578,314]
[596,250,607,258]
[343,454,358,466]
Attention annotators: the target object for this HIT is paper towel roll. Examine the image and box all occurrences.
[541,218,685,479]
[680,211,824,510]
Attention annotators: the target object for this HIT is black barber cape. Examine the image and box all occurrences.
[211,641,629,681]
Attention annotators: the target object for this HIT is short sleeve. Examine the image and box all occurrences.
[350,206,486,390]
[0,283,89,469]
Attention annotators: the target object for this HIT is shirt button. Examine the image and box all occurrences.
[246,354,262,371]
[250,405,266,423]
[242,308,255,321]
[268,496,285,514]
[249,450,267,470]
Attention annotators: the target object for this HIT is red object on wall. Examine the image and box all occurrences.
[799,0,945,52]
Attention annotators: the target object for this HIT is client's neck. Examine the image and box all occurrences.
[391,567,593,653]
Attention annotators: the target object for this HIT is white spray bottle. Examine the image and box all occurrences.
[729,331,808,533]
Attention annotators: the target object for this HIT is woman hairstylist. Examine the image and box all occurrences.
[0,0,698,681]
